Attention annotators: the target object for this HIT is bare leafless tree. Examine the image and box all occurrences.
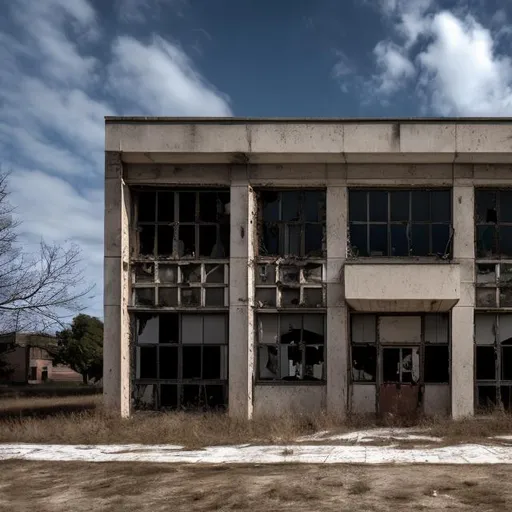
[0,172,94,333]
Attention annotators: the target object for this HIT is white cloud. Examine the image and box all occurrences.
[369,0,512,115]
[1,0,232,326]
[108,36,232,116]
[116,0,188,23]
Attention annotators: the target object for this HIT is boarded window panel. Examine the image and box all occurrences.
[181,315,203,344]
[476,288,497,308]
[424,346,449,383]
[476,346,496,380]
[424,314,449,344]
[351,315,376,343]
[475,314,496,345]
[349,190,367,221]
[203,315,227,344]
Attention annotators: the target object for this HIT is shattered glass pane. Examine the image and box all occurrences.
[351,345,376,382]
[279,266,299,284]
[262,223,279,255]
[259,345,280,379]
[477,386,497,409]
[499,314,512,344]
[134,384,156,409]
[477,264,496,284]
[500,264,512,284]
[303,264,322,283]
[135,288,155,306]
[255,288,276,307]
[302,314,325,339]
[476,190,497,223]
[137,315,159,343]
[159,264,178,284]
[179,225,196,257]
[256,264,276,285]
[157,191,174,222]
[158,287,178,307]
[181,288,201,306]
[475,314,496,345]
[258,315,278,344]
[476,225,497,258]
[303,288,323,307]
[134,263,154,283]
[349,190,367,221]
[205,264,225,283]
[476,288,497,308]
[181,265,201,283]
[200,225,219,257]
[281,288,300,307]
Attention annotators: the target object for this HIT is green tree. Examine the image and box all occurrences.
[55,314,103,384]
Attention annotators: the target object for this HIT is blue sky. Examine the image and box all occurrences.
[1,0,512,320]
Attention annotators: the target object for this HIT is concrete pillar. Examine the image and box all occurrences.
[228,168,254,419]
[326,184,348,418]
[451,183,475,418]
[103,152,131,417]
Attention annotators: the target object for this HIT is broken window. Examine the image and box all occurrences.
[254,263,325,309]
[132,262,228,308]
[382,347,420,384]
[348,189,452,257]
[257,314,325,381]
[476,189,512,258]
[475,313,512,411]
[476,263,512,308]
[134,188,230,259]
[351,315,377,382]
[134,313,228,410]
[258,190,326,257]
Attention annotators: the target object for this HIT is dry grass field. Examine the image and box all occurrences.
[0,461,510,512]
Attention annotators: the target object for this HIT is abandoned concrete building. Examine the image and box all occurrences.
[104,117,512,419]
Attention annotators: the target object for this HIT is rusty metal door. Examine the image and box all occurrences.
[379,347,420,417]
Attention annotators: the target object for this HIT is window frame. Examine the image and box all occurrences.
[348,188,453,258]
[256,312,326,384]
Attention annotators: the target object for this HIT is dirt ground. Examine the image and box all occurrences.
[0,461,510,512]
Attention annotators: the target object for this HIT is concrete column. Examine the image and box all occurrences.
[228,168,254,419]
[326,184,348,418]
[451,183,475,418]
[103,152,131,417]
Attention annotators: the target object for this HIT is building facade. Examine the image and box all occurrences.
[104,118,512,419]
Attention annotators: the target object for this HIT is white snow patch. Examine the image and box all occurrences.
[296,428,441,444]
[0,442,511,464]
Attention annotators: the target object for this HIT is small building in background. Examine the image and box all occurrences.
[0,332,82,384]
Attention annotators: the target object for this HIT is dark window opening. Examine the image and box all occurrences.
[476,346,496,380]
[259,190,326,257]
[352,345,376,382]
[477,386,497,410]
[348,189,452,258]
[424,346,449,383]
[139,346,157,379]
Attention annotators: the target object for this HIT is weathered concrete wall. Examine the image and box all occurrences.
[3,347,26,383]
[424,385,450,417]
[350,384,376,414]
[253,385,326,416]
[451,185,475,418]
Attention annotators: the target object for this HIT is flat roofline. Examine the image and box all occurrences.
[105,116,512,124]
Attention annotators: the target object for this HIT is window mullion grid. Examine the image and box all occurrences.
[496,314,502,402]
[277,314,282,379]
[366,191,370,255]
[408,191,412,255]
[174,192,180,258]
[387,190,391,256]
